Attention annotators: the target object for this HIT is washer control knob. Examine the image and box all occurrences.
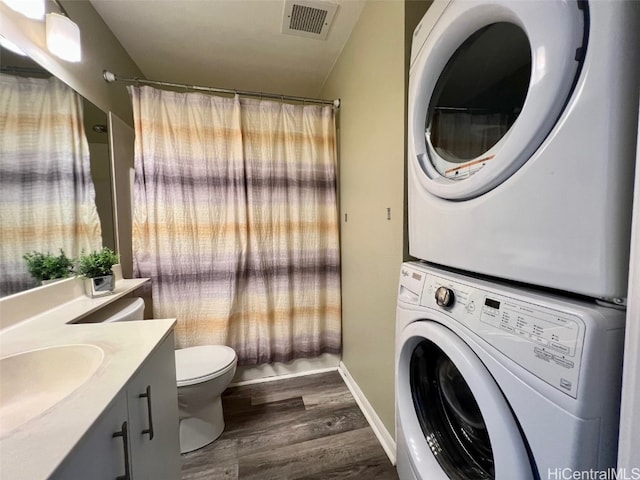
[435,286,455,308]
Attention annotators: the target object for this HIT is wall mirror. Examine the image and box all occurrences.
[0,46,115,298]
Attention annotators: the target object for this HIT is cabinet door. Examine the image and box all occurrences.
[126,332,181,480]
[52,394,131,480]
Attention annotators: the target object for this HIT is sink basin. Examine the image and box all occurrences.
[0,344,104,436]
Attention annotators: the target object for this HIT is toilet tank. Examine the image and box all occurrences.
[79,297,145,323]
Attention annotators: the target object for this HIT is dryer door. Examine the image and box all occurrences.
[397,321,535,479]
[408,0,586,200]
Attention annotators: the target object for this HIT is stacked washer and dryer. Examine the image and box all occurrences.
[396,1,640,479]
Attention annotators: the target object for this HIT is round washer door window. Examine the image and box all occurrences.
[411,340,494,479]
[396,320,535,479]
[408,0,586,200]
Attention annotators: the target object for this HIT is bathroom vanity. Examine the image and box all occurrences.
[0,276,181,479]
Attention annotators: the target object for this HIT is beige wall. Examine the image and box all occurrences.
[320,0,427,433]
[88,142,115,250]
[320,0,430,435]
[0,0,143,125]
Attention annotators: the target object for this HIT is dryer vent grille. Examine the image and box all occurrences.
[282,0,338,40]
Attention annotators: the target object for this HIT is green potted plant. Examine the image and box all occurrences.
[78,247,119,297]
[23,250,74,285]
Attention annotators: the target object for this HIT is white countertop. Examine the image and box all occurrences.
[0,278,176,479]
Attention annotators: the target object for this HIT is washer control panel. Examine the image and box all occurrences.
[400,265,586,398]
[479,296,580,359]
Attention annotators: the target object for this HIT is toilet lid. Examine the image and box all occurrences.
[175,345,237,387]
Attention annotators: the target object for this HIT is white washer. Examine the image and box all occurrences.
[408,0,640,303]
[395,262,625,480]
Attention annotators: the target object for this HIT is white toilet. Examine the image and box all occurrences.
[174,345,237,453]
[86,297,238,454]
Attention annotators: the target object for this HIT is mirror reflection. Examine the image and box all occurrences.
[0,47,115,298]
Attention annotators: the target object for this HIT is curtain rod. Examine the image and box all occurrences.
[103,70,340,108]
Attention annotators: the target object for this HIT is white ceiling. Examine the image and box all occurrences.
[90,0,365,98]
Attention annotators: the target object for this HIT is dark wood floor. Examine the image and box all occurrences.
[181,371,399,479]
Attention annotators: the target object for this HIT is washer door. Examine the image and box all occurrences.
[397,321,535,479]
[408,0,586,200]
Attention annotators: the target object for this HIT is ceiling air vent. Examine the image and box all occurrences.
[281,0,338,40]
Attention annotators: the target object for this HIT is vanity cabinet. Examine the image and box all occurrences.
[52,333,180,480]
[126,332,181,479]
[51,394,130,479]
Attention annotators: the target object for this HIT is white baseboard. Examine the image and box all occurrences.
[338,361,397,466]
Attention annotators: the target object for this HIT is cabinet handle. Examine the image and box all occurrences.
[112,421,131,480]
[139,385,155,440]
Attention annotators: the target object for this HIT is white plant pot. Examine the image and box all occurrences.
[84,275,114,298]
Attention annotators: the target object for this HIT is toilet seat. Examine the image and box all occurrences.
[175,345,237,387]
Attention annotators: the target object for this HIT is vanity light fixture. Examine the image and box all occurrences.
[46,12,81,62]
[1,0,45,20]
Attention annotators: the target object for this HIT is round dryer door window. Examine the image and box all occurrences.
[427,23,530,178]
[408,0,587,200]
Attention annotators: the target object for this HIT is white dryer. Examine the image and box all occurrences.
[395,262,625,480]
[408,0,640,303]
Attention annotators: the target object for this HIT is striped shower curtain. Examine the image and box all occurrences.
[0,74,102,296]
[130,86,341,365]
